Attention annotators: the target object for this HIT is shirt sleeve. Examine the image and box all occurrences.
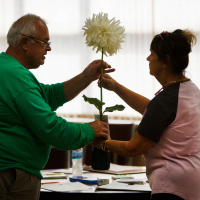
[39,82,68,111]
[13,87,95,150]
[137,84,179,143]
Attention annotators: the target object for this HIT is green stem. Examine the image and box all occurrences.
[100,48,103,121]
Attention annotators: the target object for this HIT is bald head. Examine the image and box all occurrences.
[7,14,47,48]
[6,14,51,70]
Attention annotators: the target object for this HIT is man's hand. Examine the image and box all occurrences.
[88,120,110,140]
[91,137,110,149]
[63,60,115,101]
[83,60,115,82]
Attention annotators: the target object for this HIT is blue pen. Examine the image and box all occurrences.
[69,176,98,184]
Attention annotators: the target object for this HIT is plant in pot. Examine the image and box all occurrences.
[82,12,126,170]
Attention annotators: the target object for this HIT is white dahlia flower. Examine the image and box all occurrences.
[82,12,126,56]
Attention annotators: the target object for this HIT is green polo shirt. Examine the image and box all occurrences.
[0,52,95,178]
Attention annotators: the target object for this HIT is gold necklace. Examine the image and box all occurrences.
[154,81,176,95]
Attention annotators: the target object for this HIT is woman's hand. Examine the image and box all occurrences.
[91,137,111,149]
[98,74,118,91]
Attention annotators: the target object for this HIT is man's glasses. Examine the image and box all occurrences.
[21,33,51,47]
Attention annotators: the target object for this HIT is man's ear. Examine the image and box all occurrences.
[21,37,28,51]
[163,62,167,70]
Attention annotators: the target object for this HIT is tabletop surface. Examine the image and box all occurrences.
[41,168,150,193]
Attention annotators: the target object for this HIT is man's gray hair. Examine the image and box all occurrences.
[7,13,47,48]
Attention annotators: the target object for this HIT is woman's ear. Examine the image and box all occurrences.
[163,55,174,73]
[166,55,173,66]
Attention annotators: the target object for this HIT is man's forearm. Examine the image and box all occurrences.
[63,72,91,100]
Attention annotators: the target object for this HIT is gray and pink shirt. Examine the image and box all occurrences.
[137,80,200,200]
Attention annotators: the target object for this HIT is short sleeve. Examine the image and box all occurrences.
[137,83,180,143]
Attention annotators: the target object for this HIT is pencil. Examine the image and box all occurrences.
[41,182,58,185]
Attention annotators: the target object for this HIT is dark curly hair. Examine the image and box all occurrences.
[150,29,196,74]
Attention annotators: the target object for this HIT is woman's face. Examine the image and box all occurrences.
[146,49,164,77]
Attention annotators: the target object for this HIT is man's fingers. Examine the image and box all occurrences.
[91,60,111,69]
[102,126,109,134]
[89,120,110,140]
[104,68,115,73]
[101,121,108,128]
[92,60,101,64]
[95,120,108,127]
[100,132,110,139]
[101,61,111,69]
[97,75,101,79]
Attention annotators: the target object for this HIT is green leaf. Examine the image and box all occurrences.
[82,95,105,111]
[103,104,125,114]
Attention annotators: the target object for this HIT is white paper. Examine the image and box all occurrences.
[97,180,151,191]
[41,181,95,192]
[83,163,146,174]
[116,178,147,184]
[41,172,67,179]
[52,168,87,174]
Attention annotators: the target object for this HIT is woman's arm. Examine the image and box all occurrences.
[114,83,150,115]
[106,131,154,157]
[92,131,155,157]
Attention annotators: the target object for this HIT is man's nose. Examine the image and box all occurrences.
[46,45,51,51]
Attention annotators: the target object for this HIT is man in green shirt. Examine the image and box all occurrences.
[0,14,114,200]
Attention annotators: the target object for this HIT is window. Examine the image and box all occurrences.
[1,0,199,120]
